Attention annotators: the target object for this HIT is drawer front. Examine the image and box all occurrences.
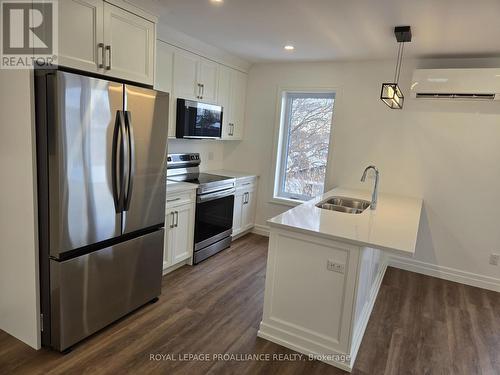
[235,176,257,189]
[166,191,195,209]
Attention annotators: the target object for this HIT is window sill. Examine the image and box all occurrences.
[269,197,305,207]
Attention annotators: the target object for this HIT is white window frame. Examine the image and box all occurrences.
[272,89,337,206]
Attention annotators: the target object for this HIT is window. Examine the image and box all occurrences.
[275,91,335,202]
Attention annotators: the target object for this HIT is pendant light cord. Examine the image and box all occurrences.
[393,42,402,83]
[396,42,405,84]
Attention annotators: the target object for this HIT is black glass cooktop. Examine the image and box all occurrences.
[168,173,233,185]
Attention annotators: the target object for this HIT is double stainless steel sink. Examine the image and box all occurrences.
[316,196,371,214]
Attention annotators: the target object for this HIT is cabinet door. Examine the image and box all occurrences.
[163,211,175,269]
[198,58,219,103]
[218,65,233,139]
[173,49,199,100]
[58,0,103,73]
[172,204,195,264]
[103,3,155,85]
[241,190,256,231]
[155,41,176,137]
[230,70,247,140]
[232,191,244,236]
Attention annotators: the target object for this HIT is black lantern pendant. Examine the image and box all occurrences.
[381,26,412,109]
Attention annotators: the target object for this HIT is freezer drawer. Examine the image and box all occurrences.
[49,229,164,351]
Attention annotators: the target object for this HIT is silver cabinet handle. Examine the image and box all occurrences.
[105,45,112,70]
[201,84,204,99]
[167,197,181,203]
[196,83,201,99]
[170,212,175,228]
[98,43,105,69]
[175,211,179,227]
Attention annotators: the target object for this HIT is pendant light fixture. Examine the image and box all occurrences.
[381,26,412,109]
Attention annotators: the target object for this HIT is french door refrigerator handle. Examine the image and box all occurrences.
[111,111,127,213]
[123,111,135,211]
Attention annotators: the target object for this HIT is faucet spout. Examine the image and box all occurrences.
[360,165,379,210]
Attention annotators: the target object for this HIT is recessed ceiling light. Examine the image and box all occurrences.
[210,0,223,4]
[284,45,295,51]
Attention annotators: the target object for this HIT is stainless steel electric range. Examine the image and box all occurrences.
[167,153,235,264]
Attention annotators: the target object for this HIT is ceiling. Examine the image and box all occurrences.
[130,0,500,62]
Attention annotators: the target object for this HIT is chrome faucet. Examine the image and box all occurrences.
[361,165,379,210]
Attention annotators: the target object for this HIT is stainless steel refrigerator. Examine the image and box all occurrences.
[35,70,169,351]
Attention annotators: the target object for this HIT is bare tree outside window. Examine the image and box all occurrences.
[276,92,335,201]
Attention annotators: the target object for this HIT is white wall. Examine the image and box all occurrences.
[224,57,500,284]
[168,139,225,171]
[0,70,40,349]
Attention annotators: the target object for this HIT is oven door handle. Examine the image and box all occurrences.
[197,188,236,203]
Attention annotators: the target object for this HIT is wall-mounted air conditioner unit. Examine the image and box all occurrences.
[410,68,500,100]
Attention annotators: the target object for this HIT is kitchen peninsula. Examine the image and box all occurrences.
[258,187,423,372]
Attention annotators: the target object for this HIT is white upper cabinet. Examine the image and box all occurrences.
[220,67,247,140]
[154,40,247,139]
[155,41,175,137]
[58,0,104,72]
[231,69,247,139]
[173,49,199,101]
[173,51,219,103]
[103,3,155,85]
[58,0,156,86]
[155,41,174,93]
[218,65,232,138]
[198,58,219,103]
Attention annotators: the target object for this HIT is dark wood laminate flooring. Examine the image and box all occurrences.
[1,234,499,375]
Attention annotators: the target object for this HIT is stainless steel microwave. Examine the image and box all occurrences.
[176,98,223,139]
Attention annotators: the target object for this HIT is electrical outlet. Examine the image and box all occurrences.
[327,260,345,274]
[489,254,499,266]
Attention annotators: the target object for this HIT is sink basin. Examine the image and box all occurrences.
[316,196,371,214]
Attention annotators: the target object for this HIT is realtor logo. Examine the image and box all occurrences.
[1,0,58,69]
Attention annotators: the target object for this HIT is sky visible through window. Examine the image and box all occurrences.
[280,93,335,200]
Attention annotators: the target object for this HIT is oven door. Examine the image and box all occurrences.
[195,191,234,251]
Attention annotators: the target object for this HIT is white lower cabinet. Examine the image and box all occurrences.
[258,229,388,372]
[163,190,196,274]
[232,177,257,237]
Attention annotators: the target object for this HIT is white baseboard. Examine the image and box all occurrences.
[162,258,191,276]
[257,326,353,372]
[252,224,270,237]
[388,256,500,293]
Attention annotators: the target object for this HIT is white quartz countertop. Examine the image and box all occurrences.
[166,179,198,194]
[268,187,423,256]
[207,170,258,180]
